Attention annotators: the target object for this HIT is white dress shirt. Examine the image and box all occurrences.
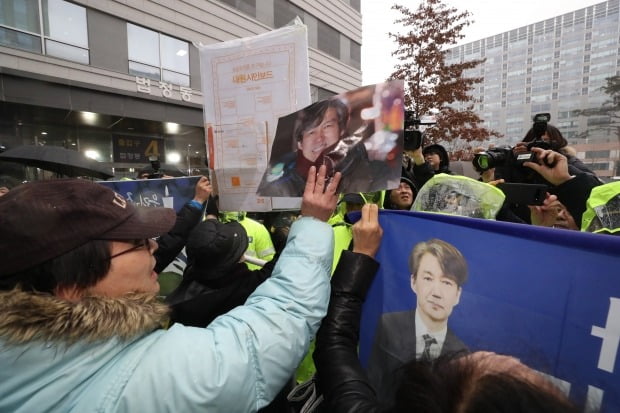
[415,310,448,360]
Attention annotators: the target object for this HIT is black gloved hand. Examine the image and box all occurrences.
[205,195,219,217]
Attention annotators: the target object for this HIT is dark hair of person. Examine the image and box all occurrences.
[408,239,468,286]
[0,240,112,293]
[388,355,579,413]
[522,124,568,151]
[293,98,349,142]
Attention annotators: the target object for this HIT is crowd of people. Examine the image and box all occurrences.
[0,116,617,413]
[395,121,613,234]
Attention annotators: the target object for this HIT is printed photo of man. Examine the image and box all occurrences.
[366,238,469,404]
[257,82,403,197]
[257,98,350,197]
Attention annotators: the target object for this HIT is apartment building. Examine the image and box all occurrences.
[445,0,620,179]
[0,0,361,178]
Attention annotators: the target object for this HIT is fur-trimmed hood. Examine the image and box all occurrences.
[0,289,170,345]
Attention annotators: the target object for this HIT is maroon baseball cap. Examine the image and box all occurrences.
[0,179,176,276]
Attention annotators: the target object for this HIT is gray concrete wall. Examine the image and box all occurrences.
[1,0,362,107]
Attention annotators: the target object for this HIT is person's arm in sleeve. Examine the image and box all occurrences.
[125,166,342,413]
[405,147,435,189]
[154,176,211,272]
[524,148,601,226]
[314,204,383,413]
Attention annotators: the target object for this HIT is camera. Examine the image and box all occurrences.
[147,155,164,179]
[472,113,553,174]
[472,147,512,172]
[532,112,550,139]
[403,111,435,151]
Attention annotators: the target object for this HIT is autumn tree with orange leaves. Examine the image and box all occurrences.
[388,0,501,151]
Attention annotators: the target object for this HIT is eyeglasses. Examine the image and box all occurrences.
[108,238,155,260]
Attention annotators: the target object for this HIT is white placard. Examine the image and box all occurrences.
[198,19,310,211]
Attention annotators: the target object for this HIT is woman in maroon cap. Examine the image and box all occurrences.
[0,166,340,413]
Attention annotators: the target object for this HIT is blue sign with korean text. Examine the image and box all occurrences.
[359,210,620,412]
[98,177,201,277]
[99,176,200,212]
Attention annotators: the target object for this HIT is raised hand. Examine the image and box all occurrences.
[523,148,572,186]
[529,193,559,227]
[193,176,212,204]
[300,165,341,222]
[352,204,383,258]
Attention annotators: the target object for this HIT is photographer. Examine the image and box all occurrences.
[402,112,453,190]
[474,115,600,223]
[403,143,454,192]
[493,115,597,185]
[524,147,601,228]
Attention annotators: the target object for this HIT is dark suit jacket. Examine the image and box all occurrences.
[366,309,468,405]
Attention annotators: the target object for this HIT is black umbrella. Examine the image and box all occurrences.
[0,145,114,180]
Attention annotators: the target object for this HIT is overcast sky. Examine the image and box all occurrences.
[362,0,604,84]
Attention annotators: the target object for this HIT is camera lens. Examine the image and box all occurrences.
[475,154,489,170]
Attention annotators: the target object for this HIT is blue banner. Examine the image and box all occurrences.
[98,176,200,212]
[99,177,201,277]
[359,210,620,412]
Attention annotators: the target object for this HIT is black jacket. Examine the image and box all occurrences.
[154,202,204,273]
[406,144,453,191]
[313,250,381,413]
[553,173,602,227]
[165,259,276,327]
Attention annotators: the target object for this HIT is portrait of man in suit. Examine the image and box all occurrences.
[367,238,469,403]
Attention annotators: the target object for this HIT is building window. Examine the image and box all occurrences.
[0,25,42,54]
[318,87,336,100]
[127,24,190,87]
[586,150,611,158]
[350,40,361,69]
[274,0,304,28]
[317,20,340,59]
[0,0,41,52]
[43,0,89,64]
[587,162,612,171]
[0,0,89,63]
[310,86,337,102]
[218,0,256,18]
